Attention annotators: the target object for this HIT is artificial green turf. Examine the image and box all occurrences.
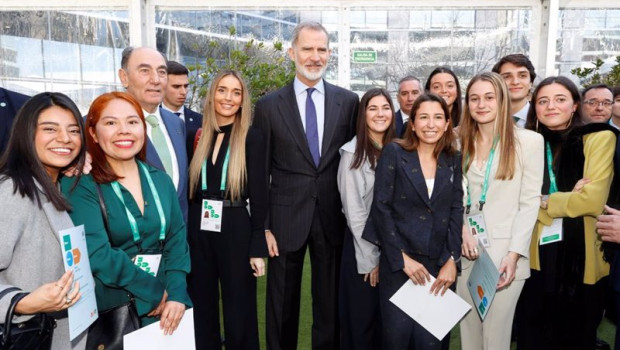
[253,253,617,349]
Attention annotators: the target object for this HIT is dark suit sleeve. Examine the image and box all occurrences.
[252,98,272,231]
[369,143,407,272]
[439,152,464,267]
[246,127,269,257]
[158,172,192,307]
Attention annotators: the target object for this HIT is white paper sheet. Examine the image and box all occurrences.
[124,308,195,350]
[390,277,471,340]
[58,225,98,340]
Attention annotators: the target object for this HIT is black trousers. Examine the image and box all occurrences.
[339,229,381,350]
[266,208,341,350]
[515,269,606,350]
[187,206,259,350]
[379,254,449,350]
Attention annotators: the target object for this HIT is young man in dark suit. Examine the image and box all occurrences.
[161,60,203,154]
[118,46,189,222]
[254,21,359,350]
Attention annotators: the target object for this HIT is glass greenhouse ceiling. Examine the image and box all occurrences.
[1,0,619,112]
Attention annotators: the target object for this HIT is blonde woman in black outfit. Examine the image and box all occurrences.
[187,70,268,350]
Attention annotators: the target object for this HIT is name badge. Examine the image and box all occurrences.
[540,218,563,245]
[134,254,162,276]
[466,213,490,248]
[201,199,223,232]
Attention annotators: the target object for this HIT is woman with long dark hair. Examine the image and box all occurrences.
[425,67,463,127]
[516,76,616,350]
[0,92,87,349]
[187,70,268,350]
[338,88,395,349]
[363,93,463,349]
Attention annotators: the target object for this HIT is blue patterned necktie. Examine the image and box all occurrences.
[305,88,320,167]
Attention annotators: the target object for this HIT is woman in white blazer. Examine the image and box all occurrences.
[456,72,544,350]
[0,92,87,349]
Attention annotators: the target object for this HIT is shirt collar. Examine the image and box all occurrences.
[514,101,530,121]
[161,103,183,115]
[294,76,325,97]
[143,107,162,121]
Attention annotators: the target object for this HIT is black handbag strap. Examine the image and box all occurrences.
[0,287,20,302]
[94,182,110,232]
[3,292,29,341]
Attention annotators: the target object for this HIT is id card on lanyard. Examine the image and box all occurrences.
[540,142,563,245]
[111,161,167,276]
[200,146,230,233]
[465,137,498,248]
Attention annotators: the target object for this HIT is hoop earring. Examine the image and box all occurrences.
[567,112,574,128]
[536,119,539,132]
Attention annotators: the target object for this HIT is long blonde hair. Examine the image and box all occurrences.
[189,70,251,200]
[459,72,516,180]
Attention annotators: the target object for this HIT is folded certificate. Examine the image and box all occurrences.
[58,225,98,340]
[390,276,471,340]
[124,308,195,350]
[466,246,500,320]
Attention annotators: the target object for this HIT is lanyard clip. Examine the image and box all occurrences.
[478,201,485,211]
[159,240,164,252]
[465,205,471,214]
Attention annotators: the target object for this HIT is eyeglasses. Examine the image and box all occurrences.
[583,99,613,108]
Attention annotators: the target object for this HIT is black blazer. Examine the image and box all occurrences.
[362,142,463,272]
[254,80,359,251]
[0,88,30,155]
[183,106,202,154]
[395,110,404,137]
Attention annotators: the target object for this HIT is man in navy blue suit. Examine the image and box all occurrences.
[0,87,30,156]
[395,76,422,136]
[118,46,188,221]
[161,61,203,154]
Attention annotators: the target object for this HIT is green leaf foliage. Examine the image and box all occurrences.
[186,26,296,111]
[571,56,620,88]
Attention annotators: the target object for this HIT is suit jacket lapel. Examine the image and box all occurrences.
[277,84,316,167]
[430,152,452,202]
[159,108,185,161]
[401,150,431,207]
[320,82,340,169]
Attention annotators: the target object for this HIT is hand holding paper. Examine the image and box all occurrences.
[402,252,430,286]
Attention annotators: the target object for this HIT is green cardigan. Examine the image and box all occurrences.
[61,162,191,322]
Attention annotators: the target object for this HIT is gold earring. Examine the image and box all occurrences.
[536,119,539,132]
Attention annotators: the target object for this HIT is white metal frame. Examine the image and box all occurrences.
[2,0,620,86]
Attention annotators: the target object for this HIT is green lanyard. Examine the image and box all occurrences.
[110,161,167,247]
[201,147,231,192]
[466,137,499,214]
[545,142,558,194]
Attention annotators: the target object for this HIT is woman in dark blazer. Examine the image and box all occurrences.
[363,93,463,349]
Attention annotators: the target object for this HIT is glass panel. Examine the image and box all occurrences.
[156,8,340,108]
[350,8,531,94]
[0,11,129,112]
[557,9,620,79]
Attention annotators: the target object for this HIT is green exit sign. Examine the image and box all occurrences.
[353,51,377,63]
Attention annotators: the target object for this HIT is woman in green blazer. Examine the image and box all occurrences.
[62,92,191,336]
